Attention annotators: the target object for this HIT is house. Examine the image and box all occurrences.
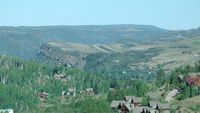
[124,96,143,107]
[133,107,156,113]
[54,73,71,82]
[81,88,94,96]
[62,91,67,96]
[110,96,143,112]
[0,109,14,113]
[148,101,170,113]
[110,100,125,109]
[185,74,200,86]
[110,100,134,113]
[158,103,170,111]
[148,101,160,109]
[111,96,170,113]
[37,92,48,102]
[66,88,76,96]
[194,79,200,87]
[185,73,200,95]
[120,103,132,113]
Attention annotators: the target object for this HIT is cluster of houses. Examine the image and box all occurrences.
[37,72,95,102]
[53,73,71,82]
[37,88,94,102]
[110,96,170,113]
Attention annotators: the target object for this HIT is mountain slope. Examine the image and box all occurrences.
[1,25,199,59]
[38,36,200,79]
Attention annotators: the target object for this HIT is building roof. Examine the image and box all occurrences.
[148,101,170,110]
[177,74,184,80]
[124,96,135,101]
[133,106,155,113]
[110,100,128,108]
[148,101,160,108]
[159,103,170,110]
[110,100,133,111]
[123,103,132,111]
[162,110,170,113]
[68,88,75,92]
[124,96,143,103]
[186,75,200,86]
[85,88,93,92]
[194,79,200,87]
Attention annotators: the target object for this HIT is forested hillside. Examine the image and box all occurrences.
[0,55,110,112]
[0,55,151,113]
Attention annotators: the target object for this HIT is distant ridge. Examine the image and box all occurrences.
[0,25,200,59]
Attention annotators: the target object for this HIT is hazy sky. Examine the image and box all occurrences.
[0,0,199,30]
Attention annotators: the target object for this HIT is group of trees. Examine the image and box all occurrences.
[107,79,149,102]
[156,61,200,100]
[85,49,160,80]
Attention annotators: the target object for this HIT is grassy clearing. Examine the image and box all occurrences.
[172,95,200,113]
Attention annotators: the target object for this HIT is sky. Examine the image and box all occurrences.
[0,0,200,30]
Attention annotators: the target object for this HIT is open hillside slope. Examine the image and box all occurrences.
[0,25,200,59]
[38,36,200,80]
[172,95,200,113]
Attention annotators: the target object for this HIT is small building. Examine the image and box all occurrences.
[185,74,200,86]
[124,96,143,107]
[66,88,76,96]
[110,100,134,113]
[54,73,71,82]
[0,109,14,113]
[81,88,94,96]
[185,73,200,95]
[158,103,170,111]
[110,100,126,109]
[133,106,156,113]
[148,101,160,109]
[37,92,48,102]
[148,101,170,112]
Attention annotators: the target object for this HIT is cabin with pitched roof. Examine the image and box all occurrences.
[37,92,48,102]
[185,73,200,95]
[81,88,94,96]
[110,100,134,113]
[124,96,143,107]
[187,73,200,86]
[110,96,170,113]
[148,101,170,113]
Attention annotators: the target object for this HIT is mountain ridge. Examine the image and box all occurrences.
[0,24,200,59]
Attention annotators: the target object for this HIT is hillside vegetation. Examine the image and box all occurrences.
[0,25,200,59]
[38,36,200,80]
[0,55,151,113]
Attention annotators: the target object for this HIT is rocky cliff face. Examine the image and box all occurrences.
[38,41,120,69]
[39,43,86,69]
